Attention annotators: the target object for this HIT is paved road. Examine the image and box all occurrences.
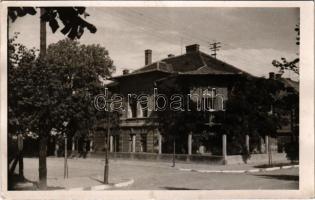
[16,157,298,190]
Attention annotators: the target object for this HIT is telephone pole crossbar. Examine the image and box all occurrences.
[209,42,221,59]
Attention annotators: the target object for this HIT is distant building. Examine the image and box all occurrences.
[268,72,299,153]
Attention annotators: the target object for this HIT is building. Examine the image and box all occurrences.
[268,72,299,153]
[90,44,258,159]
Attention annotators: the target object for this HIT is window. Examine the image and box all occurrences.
[203,88,217,111]
[128,99,137,118]
[140,101,148,117]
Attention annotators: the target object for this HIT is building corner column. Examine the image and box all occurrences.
[132,134,136,153]
[72,138,75,151]
[245,134,250,152]
[110,135,114,152]
[222,134,227,164]
[89,139,94,152]
[157,130,162,154]
[188,132,192,155]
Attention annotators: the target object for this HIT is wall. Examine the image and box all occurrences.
[225,153,289,165]
[88,152,289,165]
[89,152,225,165]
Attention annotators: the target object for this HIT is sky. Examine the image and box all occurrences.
[8,7,299,80]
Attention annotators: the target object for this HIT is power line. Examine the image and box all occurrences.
[124,8,212,45]
[107,9,238,58]
[209,41,221,59]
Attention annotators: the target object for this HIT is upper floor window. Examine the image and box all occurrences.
[127,98,137,118]
[140,101,148,117]
[127,97,149,118]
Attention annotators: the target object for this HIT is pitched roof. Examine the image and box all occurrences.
[112,49,251,80]
[132,61,174,74]
[280,78,299,92]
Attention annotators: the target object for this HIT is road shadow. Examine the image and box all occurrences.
[161,186,199,190]
[255,174,299,181]
[89,176,104,184]
[8,174,35,190]
[8,173,65,190]
[40,185,65,190]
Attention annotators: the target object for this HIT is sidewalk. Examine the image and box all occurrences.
[12,157,135,190]
[64,156,297,173]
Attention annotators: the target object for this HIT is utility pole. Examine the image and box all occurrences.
[104,108,110,184]
[180,37,183,55]
[209,41,221,59]
[38,7,48,190]
[64,132,68,179]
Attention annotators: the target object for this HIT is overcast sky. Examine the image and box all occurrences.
[9,7,299,80]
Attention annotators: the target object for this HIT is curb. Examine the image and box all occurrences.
[68,179,134,191]
[178,165,299,174]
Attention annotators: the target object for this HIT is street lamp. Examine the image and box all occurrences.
[172,133,176,167]
[63,121,69,179]
[104,101,111,184]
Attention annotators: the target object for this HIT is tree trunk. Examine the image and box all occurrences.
[38,136,48,189]
[18,151,24,178]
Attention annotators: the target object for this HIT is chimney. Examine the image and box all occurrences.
[186,44,200,53]
[123,69,130,75]
[275,73,282,80]
[269,72,275,80]
[168,54,175,58]
[145,49,152,65]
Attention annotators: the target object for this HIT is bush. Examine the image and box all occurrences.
[284,141,299,162]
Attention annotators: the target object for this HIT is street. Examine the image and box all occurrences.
[14,157,298,190]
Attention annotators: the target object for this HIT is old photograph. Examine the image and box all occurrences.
[1,1,314,199]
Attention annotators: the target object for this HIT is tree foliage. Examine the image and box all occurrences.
[8,33,38,135]
[8,37,115,140]
[8,7,97,39]
[272,24,300,75]
[217,76,284,154]
[156,75,285,155]
[156,78,206,154]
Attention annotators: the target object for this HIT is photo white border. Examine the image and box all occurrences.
[0,1,314,199]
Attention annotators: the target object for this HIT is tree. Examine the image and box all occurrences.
[8,33,37,135]
[272,23,300,162]
[44,39,115,145]
[216,76,284,164]
[156,77,211,155]
[275,80,299,163]
[8,33,38,186]
[8,7,98,189]
[156,75,284,165]
[272,24,300,75]
[8,38,115,189]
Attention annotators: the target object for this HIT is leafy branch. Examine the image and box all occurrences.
[8,7,97,39]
